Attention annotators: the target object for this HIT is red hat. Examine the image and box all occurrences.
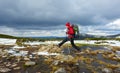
[66,22,70,26]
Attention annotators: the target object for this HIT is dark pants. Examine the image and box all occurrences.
[58,37,80,51]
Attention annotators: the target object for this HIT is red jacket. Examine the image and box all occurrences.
[66,23,74,38]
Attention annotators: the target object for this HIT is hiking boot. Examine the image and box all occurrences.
[76,48,81,52]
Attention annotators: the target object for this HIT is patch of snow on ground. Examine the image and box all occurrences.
[75,40,96,44]
[24,40,120,47]
[24,41,60,45]
[38,52,59,56]
[12,45,25,49]
[0,38,16,45]
[107,40,120,46]
[7,49,28,56]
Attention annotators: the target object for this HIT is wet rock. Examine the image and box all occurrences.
[0,49,8,56]
[6,63,11,67]
[116,51,120,56]
[2,55,7,58]
[111,46,120,52]
[3,62,7,65]
[50,45,61,53]
[111,56,118,61]
[75,62,79,65]
[24,57,30,61]
[98,50,105,54]
[0,49,3,56]
[90,50,99,55]
[13,67,20,70]
[102,68,112,73]
[38,45,61,53]
[25,61,36,66]
[39,46,47,52]
[84,58,94,64]
[85,47,92,53]
[104,46,112,51]
[6,56,13,60]
[52,60,59,66]
[33,56,37,59]
[104,51,112,55]
[29,55,33,59]
[16,56,21,62]
[54,68,66,73]
[11,63,17,68]
[108,53,116,58]
[36,72,41,73]
[0,68,11,72]
[0,60,3,63]
[19,50,28,56]
[55,55,74,62]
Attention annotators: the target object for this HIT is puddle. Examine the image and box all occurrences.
[61,46,120,73]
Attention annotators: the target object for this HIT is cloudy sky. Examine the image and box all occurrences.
[0,0,120,37]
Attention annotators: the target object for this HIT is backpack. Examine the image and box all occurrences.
[72,24,79,38]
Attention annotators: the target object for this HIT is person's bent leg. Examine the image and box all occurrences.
[70,38,80,51]
[58,37,69,47]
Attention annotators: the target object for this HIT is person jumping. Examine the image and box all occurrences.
[58,22,80,51]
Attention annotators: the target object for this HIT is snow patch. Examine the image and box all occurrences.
[0,38,120,47]
[0,38,16,45]
[24,40,120,47]
[38,52,59,56]
[7,49,28,56]
[24,41,60,45]
[12,45,25,49]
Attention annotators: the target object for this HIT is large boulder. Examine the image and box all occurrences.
[55,54,74,62]
[38,45,61,53]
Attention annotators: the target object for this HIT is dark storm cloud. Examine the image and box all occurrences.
[0,0,120,30]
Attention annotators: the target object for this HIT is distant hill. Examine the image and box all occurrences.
[77,33,120,39]
[0,34,17,39]
[107,34,120,38]
[76,33,105,39]
[0,33,120,40]
[28,33,98,39]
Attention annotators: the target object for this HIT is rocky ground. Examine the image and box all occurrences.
[0,44,120,73]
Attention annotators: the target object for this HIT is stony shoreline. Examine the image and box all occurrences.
[0,44,120,73]
[0,38,120,73]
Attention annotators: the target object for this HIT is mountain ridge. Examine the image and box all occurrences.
[0,33,120,39]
